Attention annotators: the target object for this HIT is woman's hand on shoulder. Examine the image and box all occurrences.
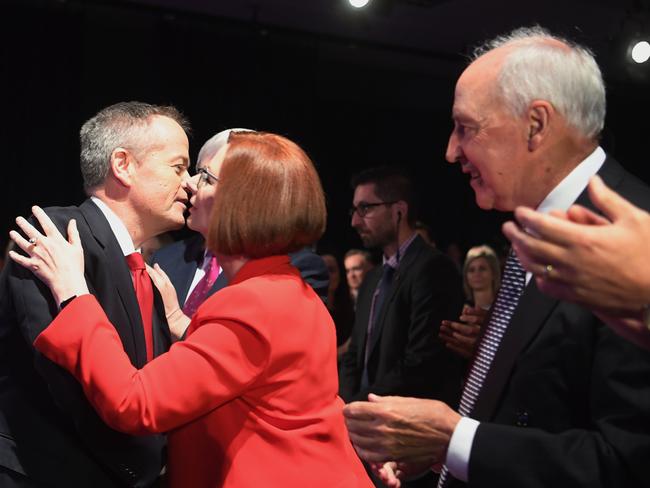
[9,205,89,305]
[148,263,190,341]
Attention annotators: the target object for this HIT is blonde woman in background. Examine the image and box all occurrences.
[439,245,501,359]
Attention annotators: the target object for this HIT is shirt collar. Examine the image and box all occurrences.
[523,146,605,286]
[536,146,605,214]
[90,196,136,256]
[383,232,417,269]
[202,249,216,270]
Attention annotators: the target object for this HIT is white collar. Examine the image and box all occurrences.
[536,146,606,213]
[89,196,136,256]
[522,146,606,285]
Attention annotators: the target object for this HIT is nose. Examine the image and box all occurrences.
[351,210,362,228]
[445,131,460,164]
[184,173,199,195]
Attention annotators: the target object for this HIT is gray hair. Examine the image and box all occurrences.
[196,127,255,167]
[79,101,190,192]
[473,26,606,139]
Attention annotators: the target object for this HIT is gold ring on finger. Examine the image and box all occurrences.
[542,264,553,277]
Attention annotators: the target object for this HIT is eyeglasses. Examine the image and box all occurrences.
[197,167,220,189]
[349,201,398,217]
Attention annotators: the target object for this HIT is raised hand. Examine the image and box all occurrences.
[439,305,487,359]
[9,205,89,305]
[148,263,190,341]
[502,175,650,316]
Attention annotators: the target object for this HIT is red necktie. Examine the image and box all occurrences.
[183,253,219,317]
[125,252,154,362]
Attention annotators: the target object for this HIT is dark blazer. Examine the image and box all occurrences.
[0,199,169,487]
[453,157,650,488]
[152,234,329,304]
[339,235,464,404]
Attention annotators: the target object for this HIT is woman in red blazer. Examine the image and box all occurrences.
[10,132,372,488]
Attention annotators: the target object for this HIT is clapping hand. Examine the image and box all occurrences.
[439,305,487,359]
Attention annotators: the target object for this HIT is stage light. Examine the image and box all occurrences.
[631,40,650,63]
[610,9,650,82]
[349,0,371,8]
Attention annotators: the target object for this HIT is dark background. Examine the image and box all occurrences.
[2,0,649,260]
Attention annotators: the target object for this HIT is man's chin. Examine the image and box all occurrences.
[359,236,376,249]
[186,215,196,230]
[166,213,187,231]
[474,190,496,211]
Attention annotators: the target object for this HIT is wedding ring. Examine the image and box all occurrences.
[28,238,37,246]
[542,264,553,277]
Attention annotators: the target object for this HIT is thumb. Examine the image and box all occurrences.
[588,175,632,222]
[154,262,171,280]
[68,219,81,248]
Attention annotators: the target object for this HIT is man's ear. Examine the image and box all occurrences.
[109,147,134,187]
[527,100,553,151]
[395,201,408,222]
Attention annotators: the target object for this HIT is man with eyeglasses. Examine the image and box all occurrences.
[152,128,329,340]
[339,166,464,487]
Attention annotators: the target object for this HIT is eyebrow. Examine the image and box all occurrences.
[171,154,190,166]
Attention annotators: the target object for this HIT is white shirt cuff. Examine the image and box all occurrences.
[445,417,480,482]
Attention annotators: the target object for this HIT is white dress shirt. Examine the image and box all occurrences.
[90,196,136,256]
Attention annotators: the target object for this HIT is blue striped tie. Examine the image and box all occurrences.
[438,250,526,487]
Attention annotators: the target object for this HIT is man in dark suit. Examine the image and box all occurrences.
[339,166,464,486]
[0,102,191,487]
[152,128,328,333]
[343,26,650,488]
[340,167,463,405]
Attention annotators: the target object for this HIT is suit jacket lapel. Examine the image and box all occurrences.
[471,281,559,420]
[210,272,228,296]
[79,199,149,367]
[366,236,425,359]
[176,234,207,304]
[471,157,622,421]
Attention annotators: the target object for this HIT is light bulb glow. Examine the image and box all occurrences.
[349,0,370,8]
[631,40,650,64]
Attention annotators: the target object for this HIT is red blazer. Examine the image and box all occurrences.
[35,255,372,488]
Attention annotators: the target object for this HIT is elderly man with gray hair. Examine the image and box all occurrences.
[343,26,650,488]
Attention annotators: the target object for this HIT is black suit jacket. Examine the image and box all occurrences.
[339,235,464,404]
[152,233,329,304]
[452,157,650,488]
[0,200,170,487]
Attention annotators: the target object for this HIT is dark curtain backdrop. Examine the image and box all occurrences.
[2,0,649,260]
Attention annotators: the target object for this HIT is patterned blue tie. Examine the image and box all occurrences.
[438,250,526,487]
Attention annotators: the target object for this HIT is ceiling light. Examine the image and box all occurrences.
[349,0,371,8]
[631,40,650,63]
